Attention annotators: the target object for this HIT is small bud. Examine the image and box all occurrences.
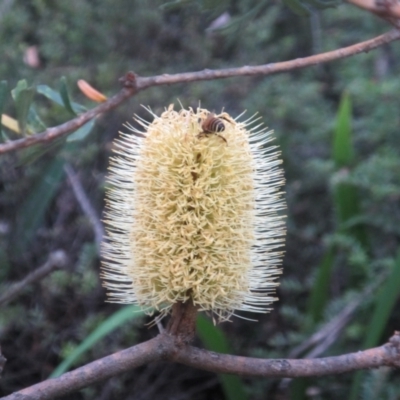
[102,105,286,322]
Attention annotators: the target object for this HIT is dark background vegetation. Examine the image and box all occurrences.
[1,1,400,399]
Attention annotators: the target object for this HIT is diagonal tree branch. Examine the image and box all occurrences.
[64,164,104,252]
[346,0,400,21]
[0,250,68,306]
[1,335,171,400]
[2,332,399,400]
[0,29,399,155]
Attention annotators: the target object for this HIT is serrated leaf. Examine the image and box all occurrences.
[50,305,143,378]
[11,79,35,135]
[59,76,78,116]
[0,80,8,140]
[67,119,95,142]
[197,315,247,400]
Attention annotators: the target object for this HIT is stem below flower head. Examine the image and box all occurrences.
[167,295,199,344]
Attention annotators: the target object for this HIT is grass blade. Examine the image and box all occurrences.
[11,79,35,135]
[197,315,247,400]
[13,142,77,252]
[50,305,143,378]
[332,92,353,168]
[349,250,400,399]
[333,93,368,247]
[59,76,78,116]
[307,245,334,323]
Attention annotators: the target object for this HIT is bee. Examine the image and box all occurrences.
[198,113,227,143]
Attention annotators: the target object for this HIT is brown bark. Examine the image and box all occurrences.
[2,332,399,400]
[1,29,400,155]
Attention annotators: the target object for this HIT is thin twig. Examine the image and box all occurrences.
[0,250,68,306]
[1,29,399,155]
[288,275,385,359]
[2,332,399,400]
[64,164,104,251]
[347,0,400,20]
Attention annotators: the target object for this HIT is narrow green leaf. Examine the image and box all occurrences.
[59,76,78,116]
[159,0,194,11]
[0,80,8,140]
[307,245,334,323]
[290,377,309,400]
[67,119,95,142]
[37,84,86,113]
[27,105,47,133]
[333,183,368,248]
[14,156,65,251]
[50,305,143,378]
[36,84,64,106]
[306,0,340,9]
[13,142,77,252]
[333,93,354,168]
[349,251,400,400]
[363,251,400,348]
[332,93,368,247]
[282,0,311,16]
[212,0,269,33]
[202,0,230,11]
[333,183,359,226]
[11,79,35,135]
[17,137,65,166]
[197,315,247,400]
[0,245,11,281]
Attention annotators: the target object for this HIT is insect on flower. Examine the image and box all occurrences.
[198,113,228,143]
[101,105,286,323]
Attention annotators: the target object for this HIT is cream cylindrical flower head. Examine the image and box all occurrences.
[102,105,285,322]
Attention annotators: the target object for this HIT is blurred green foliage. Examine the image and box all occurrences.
[1,1,400,399]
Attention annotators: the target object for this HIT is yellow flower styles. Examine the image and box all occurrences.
[102,105,285,322]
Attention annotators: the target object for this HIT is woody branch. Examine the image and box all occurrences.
[0,28,399,155]
[2,332,400,400]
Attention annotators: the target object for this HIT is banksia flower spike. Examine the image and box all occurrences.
[102,105,286,322]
